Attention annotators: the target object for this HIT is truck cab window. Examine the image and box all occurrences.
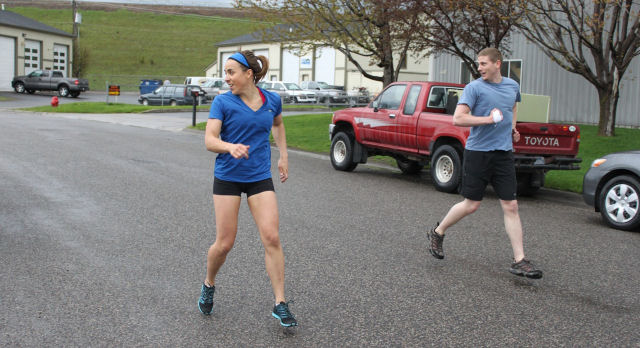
[427,87,446,108]
[403,85,422,115]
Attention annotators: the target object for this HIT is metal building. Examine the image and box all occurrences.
[430,33,640,128]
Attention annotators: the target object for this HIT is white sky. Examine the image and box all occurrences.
[78,0,234,7]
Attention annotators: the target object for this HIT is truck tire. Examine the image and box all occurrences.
[142,98,149,106]
[516,172,541,197]
[170,100,177,106]
[330,132,358,172]
[396,157,422,175]
[430,145,462,193]
[14,82,25,93]
[598,175,640,231]
[58,85,70,97]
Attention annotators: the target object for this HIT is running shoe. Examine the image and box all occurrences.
[198,283,215,315]
[427,222,445,259]
[272,301,297,327]
[509,259,543,279]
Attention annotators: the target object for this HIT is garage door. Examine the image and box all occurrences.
[53,44,68,77]
[282,48,300,83]
[314,47,336,85]
[24,40,40,75]
[0,36,15,91]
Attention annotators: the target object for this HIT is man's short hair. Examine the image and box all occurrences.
[478,48,502,63]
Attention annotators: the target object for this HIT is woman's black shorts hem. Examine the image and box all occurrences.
[213,177,275,197]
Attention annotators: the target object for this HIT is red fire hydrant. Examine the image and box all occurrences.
[51,96,59,107]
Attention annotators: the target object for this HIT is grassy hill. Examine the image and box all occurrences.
[10,5,267,91]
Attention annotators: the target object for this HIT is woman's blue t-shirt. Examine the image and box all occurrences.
[458,77,521,151]
[208,88,282,182]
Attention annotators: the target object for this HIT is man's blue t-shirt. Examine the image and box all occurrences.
[208,88,282,182]
[458,77,521,151]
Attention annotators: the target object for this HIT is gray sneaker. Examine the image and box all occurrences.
[509,259,543,279]
[427,222,445,259]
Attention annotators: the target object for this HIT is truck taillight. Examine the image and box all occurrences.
[74,80,79,85]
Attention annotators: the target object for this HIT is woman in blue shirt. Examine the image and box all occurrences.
[197,51,296,327]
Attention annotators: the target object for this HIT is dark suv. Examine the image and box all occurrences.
[138,84,206,106]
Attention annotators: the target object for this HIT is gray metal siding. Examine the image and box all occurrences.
[431,33,640,127]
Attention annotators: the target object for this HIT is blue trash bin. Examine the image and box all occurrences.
[139,79,163,95]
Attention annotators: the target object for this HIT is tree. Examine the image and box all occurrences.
[405,0,522,79]
[515,0,640,136]
[236,0,416,87]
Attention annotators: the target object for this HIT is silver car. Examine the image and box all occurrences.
[582,150,640,230]
[300,81,348,103]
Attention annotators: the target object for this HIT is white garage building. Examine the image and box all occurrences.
[0,10,74,91]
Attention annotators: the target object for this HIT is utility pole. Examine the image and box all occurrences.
[72,0,78,38]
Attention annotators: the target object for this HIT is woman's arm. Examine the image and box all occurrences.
[271,115,288,182]
[205,118,249,159]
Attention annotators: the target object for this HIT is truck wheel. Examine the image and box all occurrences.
[598,175,640,231]
[142,99,149,106]
[26,89,35,94]
[516,173,541,197]
[396,157,422,175]
[58,85,70,97]
[430,145,462,193]
[14,82,25,93]
[293,96,299,103]
[330,132,358,172]
[170,100,177,106]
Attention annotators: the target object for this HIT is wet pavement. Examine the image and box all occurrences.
[0,109,638,346]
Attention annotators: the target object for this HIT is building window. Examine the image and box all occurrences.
[460,59,523,85]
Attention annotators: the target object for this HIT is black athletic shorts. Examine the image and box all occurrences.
[213,177,275,197]
[460,149,517,201]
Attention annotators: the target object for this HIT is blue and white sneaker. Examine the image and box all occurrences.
[272,301,297,327]
[198,283,215,315]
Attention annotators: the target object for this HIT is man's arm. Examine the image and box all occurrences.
[452,104,495,127]
[512,104,520,142]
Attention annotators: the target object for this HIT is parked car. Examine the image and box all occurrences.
[137,84,206,106]
[300,81,348,104]
[582,150,640,231]
[257,81,316,103]
[201,78,229,101]
[12,69,90,97]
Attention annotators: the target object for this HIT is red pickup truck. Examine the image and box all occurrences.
[329,81,581,195]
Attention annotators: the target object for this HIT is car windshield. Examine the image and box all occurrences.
[317,81,331,89]
[284,83,301,90]
[204,80,228,88]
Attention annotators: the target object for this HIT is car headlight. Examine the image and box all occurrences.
[591,158,607,167]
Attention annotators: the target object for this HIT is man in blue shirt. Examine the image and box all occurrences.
[427,48,543,279]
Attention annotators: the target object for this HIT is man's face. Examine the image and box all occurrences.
[477,55,501,81]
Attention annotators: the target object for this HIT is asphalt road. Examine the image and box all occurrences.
[1,110,638,347]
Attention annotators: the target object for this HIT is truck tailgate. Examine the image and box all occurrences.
[514,122,579,156]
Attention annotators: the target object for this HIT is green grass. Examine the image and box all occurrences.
[192,118,640,193]
[21,102,209,113]
[545,125,640,193]
[10,6,266,91]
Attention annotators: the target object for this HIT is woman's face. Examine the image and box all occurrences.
[224,59,253,95]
